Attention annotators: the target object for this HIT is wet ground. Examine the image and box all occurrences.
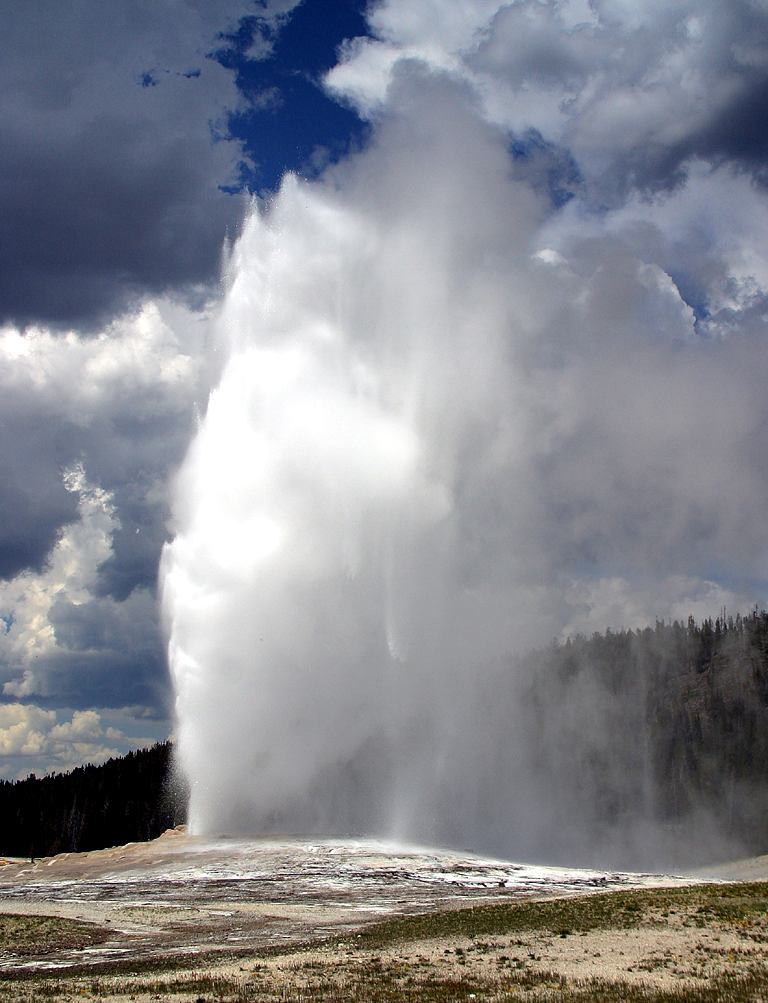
[0,827,694,971]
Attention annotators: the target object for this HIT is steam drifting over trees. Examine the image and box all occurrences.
[2,614,768,869]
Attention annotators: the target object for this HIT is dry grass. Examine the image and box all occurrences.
[0,914,111,958]
[3,882,768,1001]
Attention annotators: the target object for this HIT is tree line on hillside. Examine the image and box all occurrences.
[510,608,768,865]
[0,741,187,858]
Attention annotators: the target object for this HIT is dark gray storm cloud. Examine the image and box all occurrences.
[0,431,78,580]
[0,0,258,329]
[43,590,168,713]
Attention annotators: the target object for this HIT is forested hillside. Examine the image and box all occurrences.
[510,609,768,865]
[0,741,186,858]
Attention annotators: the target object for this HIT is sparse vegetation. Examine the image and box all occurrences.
[4,883,768,1001]
[0,914,111,957]
[351,881,768,947]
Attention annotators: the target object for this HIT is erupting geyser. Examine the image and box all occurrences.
[161,8,768,869]
[161,75,549,847]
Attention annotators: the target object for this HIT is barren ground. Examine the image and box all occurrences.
[1,828,767,1001]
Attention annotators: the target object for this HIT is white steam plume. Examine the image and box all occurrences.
[162,3,768,863]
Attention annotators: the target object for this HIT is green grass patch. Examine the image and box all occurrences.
[351,882,768,948]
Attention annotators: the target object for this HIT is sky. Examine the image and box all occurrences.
[2,0,768,783]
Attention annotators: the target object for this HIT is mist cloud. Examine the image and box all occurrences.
[162,1,768,865]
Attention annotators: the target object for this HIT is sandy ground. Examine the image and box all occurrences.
[227,914,768,995]
[0,829,766,1000]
